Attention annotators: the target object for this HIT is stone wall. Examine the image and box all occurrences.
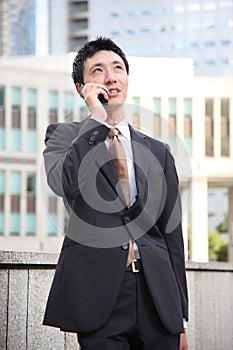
[0,251,233,350]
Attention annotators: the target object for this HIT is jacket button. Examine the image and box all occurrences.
[122,243,128,250]
[124,216,130,222]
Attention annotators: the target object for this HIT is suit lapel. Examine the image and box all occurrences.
[82,118,126,205]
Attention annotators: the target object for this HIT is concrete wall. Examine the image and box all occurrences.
[0,251,233,350]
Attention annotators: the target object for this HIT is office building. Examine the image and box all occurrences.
[90,0,233,76]
[0,0,67,56]
[1,0,232,76]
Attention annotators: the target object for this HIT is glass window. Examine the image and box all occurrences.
[173,42,184,50]
[221,40,231,46]
[187,22,200,31]
[203,2,217,10]
[0,86,5,150]
[141,47,152,55]
[220,19,232,28]
[10,171,21,235]
[188,42,199,48]
[205,98,214,156]
[205,41,215,47]
[141,28,150,33]
[0,171,5,193]
[111,31,120,36]
[174,5,184,13]
[220,1,233,9]
[204,21,215,30]
[222,58,230,64]
[64,92,74,121]
[49,90,58,124]
[155,44,166,52]
[184,98,192,156]
[187,4,200,12]
[168,98,177,154]
[111,12,120,18]
[125,10,136,17]
[126,29,135,35]
[27,89,37,151]
[11,87,21,106]
[172,24,184,32]
[153,98,161,138]
[11,87,21,150]
[141,10,150,16]
[27,88,37,107]
[156,7,166,14]
[10,171,21,194]
[26,173,36,235]
[205,59,215,65]
[221,98,230,157]
[0,171,5,235]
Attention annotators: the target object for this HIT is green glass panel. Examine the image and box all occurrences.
[0,128,5,150]
[49,91,58,109]
[47,214,57,236]
[10,171,21,194]
[0,171,5,193]
[10,129,21,150]
[11,87,21,106]
[184,98,192,116]
[26,213,36,236]
[26,130,37,151]
[10,213,20,235]
[27,89,37,107]
[154,98,161,114]
[169,98,176,115]
[0,213,4,235]
[64,92,74,111]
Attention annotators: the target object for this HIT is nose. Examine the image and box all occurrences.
[104,69,117,85]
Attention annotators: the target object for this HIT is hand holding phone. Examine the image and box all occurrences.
[79,84,108,104]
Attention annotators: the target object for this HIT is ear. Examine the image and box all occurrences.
[75,83,81,94]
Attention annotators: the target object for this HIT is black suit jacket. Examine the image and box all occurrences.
[43,117,188,334]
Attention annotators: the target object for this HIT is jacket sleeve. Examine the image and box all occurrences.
[43,122,82,198]
[157,146,189,321]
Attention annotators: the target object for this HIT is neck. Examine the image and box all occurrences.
[105,103,125,126]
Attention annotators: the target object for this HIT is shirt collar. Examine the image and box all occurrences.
[91,117,131,140]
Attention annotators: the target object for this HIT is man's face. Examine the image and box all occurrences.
[83,50,129,104]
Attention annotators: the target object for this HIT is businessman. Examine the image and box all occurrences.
[43,37,189,350]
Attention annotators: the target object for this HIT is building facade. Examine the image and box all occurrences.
[0,54,233,261]
[89,0,233,76]
[1,0,232,76]
[0,0,68,56]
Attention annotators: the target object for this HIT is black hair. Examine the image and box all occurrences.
[71,36,129,84]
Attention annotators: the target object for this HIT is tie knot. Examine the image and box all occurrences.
[109,128,120,139]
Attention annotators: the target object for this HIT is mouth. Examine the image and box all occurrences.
[108,88,120,96]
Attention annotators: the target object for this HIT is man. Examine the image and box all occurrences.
[43,37,189,350]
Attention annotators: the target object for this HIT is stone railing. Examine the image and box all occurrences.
[0,251,233,350]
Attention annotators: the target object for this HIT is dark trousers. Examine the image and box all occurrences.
[77,270,180,350]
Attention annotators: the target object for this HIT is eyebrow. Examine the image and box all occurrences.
[89,60,124,71]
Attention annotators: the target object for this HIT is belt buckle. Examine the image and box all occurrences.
[132,260,139,273]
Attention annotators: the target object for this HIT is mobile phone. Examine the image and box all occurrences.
[79,84,108,104]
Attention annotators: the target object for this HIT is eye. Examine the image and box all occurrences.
[115,65,123,70]
[93,67,103,73]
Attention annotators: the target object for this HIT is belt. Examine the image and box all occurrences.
[126,259,142,273]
